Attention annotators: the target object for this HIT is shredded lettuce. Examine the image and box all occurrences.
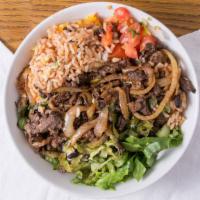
[42,125,183,190]
[72,150,129,189]
[128,117,153,136]
[149,96,157,110]
[45,154,60,170]
[17,117,27,130]
[163,104,171,114]
[136,121,153,136]
[95,159,132,189]
[17,105,29,130]
[129,117,140,129]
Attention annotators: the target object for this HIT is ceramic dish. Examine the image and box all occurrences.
[3,2,199,199]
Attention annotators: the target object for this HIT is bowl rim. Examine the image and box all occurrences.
[3,1,199,199]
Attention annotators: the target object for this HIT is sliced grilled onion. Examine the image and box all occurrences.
[63,106,87,138]
[94,107,109,137]
[25,71,36,104]
[98,74,127,84]
[70,119,98,146]
[81,92,92,104]
[134,49,179,120]
[157,76,171,87]
[86,104,96,119]
[130,67,156,95]
[122,66,140,73]
[180,91,187,111]
[114,87,129,120]
[53,87,88,93]
[76,92,92,105]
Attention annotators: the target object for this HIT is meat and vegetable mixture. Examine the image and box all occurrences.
[16,7,195,189]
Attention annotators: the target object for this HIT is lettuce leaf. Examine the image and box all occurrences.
[122,128,183,170]
[123,128,183,152]
[132,157,146,181]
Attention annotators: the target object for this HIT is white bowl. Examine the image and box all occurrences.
[3,2,199,199]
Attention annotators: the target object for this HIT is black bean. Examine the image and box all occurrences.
[174,94,181,108]
[67,149,79,160]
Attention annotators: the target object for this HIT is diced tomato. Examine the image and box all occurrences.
[120,32,141,48]
[129,22,142,33]
[129,34,141,47]
[101,31,113,47]
[140,25,151,37]
[105,22,113,32]
[117,22,128,33]
[111,44,126,58]
[128,18,135,25]
[117,23,123,32]
[105,16,118,23]
[140,35,157,51]
[140,26,146,38]
[117,19,137,33]
[123,43,138,59]
[114,7,131,22]
[120,33,129,43]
